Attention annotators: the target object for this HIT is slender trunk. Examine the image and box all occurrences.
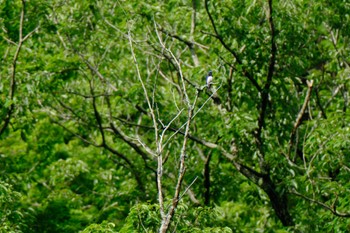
[261,174,294,226]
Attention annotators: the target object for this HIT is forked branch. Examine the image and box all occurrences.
[159,93,198,233]
[153,22,200,232]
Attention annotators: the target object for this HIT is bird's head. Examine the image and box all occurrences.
[208,70,212,76]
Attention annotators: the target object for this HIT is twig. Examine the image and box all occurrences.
[128,29,159,148]
[158,109,185,153]
[163,85,222,147]
[179,176,198,200]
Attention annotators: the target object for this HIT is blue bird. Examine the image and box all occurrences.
[206,71,213,88]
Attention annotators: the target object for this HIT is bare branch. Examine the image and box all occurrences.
[159,90,198,233]
[154,22,190,107]
[154,21,201,231]
[288,80,314,159]
[22,25,40,41]
[2,36,16,46]
[179,176,198,201]
[127,22,166,219]
[158,109,185,153]
[128,28,159,151]
[164,85,222,147]
[190,0,197,37]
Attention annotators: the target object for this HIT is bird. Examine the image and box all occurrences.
[206,71,213,89]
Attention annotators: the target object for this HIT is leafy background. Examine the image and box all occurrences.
[1,0,350,232]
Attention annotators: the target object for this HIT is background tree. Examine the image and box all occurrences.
[1,0,350,232]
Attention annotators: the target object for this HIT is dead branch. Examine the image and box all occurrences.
[159,92,198,233]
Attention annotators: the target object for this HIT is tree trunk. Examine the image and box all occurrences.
[261,174,294,226]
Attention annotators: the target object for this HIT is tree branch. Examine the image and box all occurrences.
[203,150,213,206]
[204,0,261,92]
[254,0,277,168]
[0,0,38,136]
[227,67,234,111]
[157,26,200,67]
[314,87,327,119]
[159,92,198,233]
[288,80,313,159]
[128,29,159,152]
[89,80,107,147]
[291,189,350,217]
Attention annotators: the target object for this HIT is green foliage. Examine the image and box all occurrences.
[0,181,24,233]
[1,0,350,232]
[81,221,117,233]
[119,203,160,233]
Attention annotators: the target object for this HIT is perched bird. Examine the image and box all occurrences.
[206,71,213,88]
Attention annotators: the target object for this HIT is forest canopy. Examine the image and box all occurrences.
[1,0,350,232]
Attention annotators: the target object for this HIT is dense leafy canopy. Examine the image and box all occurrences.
[1,0,350,232]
